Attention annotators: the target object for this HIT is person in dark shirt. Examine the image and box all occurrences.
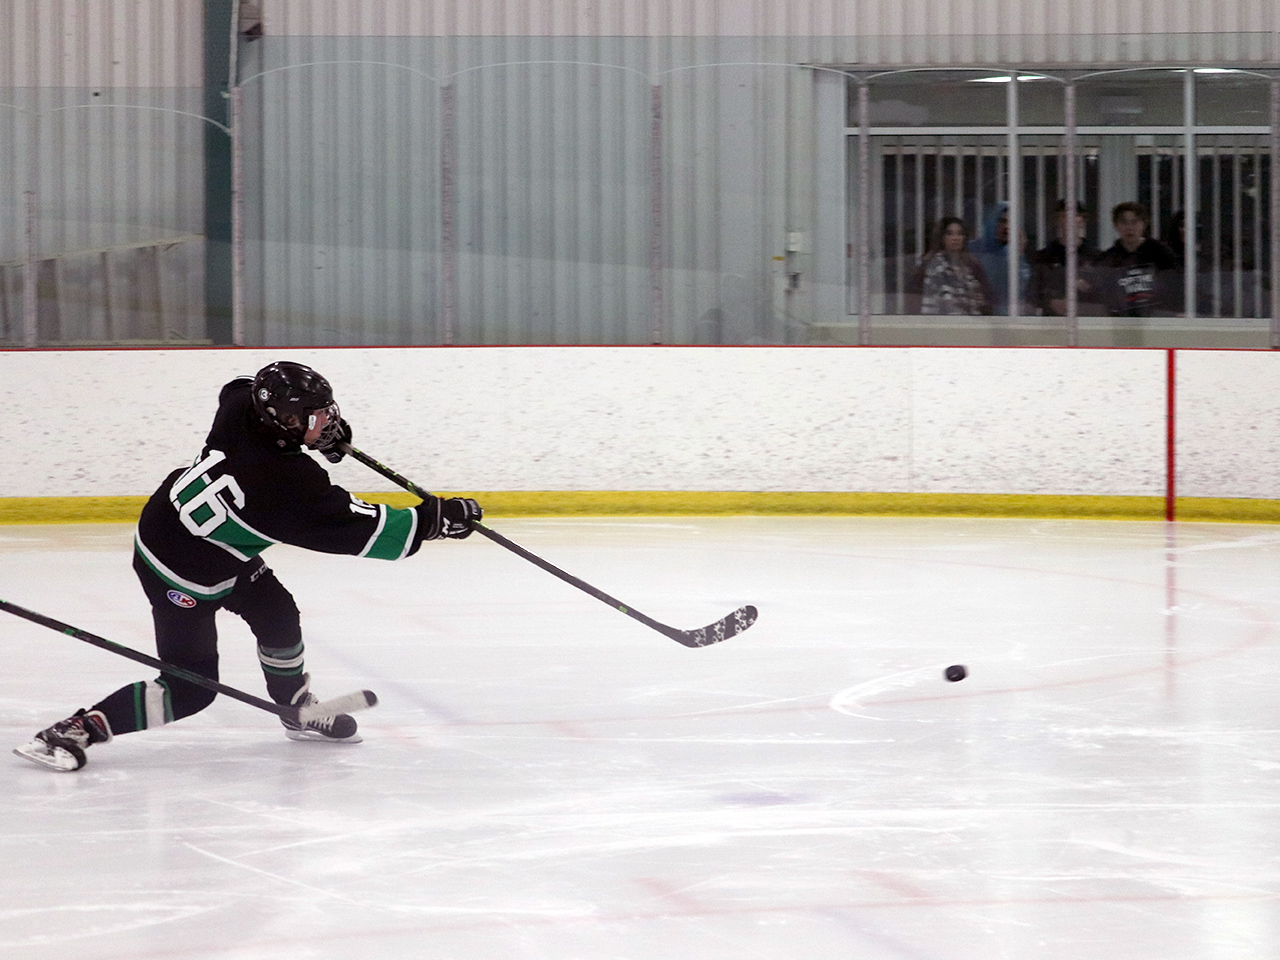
[1094,201,1180,317]
[1030,199,1103,316]
[15,361,482,772]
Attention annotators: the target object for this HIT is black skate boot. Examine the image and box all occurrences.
[14,709,113,772]
[280,675,361,743]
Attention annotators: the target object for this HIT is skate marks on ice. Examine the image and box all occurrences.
[0,894,221,950]
[6,518,1280,960]
[829,664,954,719]
[827,650,1176,720]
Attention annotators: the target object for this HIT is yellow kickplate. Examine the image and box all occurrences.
[6,491,1278,525]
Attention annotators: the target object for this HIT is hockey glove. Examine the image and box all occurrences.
[317,418,353,463]
[416,496,483,541]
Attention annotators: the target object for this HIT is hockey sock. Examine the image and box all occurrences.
[92,679,175,735]
[259,641,307,704]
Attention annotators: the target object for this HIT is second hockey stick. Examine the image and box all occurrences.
[0,597,377,723]
[340,443,758,648]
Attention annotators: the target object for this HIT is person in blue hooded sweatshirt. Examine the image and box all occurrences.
[968,202,1031,316]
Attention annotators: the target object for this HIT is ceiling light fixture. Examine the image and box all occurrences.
[969,74,1049,83]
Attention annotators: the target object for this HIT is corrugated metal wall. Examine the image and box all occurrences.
[239,0,1279,346]
[3,1,1278,346]
[0,0,206,343]
[238,35,824,345]
[269,0,1280,63]
[235,28,850,345]
[1,0,202,88]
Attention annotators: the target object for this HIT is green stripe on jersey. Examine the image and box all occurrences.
[365,506,416,560]
[206,515,276,560]
[173,473,210,506]
[133,537,238,600]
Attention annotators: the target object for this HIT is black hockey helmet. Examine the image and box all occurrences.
[251,361,342,448]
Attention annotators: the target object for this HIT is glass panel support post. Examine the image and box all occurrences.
[228,7,243,346]
[1184,70,1197,324]
[230,84,244,347]
[1007,70,1020,325]
[1065,81,1079,346]
[1271,80,1280,347]
[858,80,871,345]
[440,83,457,346]
[22,190,36,348]
[650,84,665,345]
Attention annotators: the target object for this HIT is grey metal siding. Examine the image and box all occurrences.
[1,0,206,342]
[4,0,1277,345]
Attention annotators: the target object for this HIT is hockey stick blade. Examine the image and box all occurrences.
[295,689,379,723]
[662,604,759,648]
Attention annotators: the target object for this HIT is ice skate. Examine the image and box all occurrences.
[281,676,361,743]
[14,709,112,772]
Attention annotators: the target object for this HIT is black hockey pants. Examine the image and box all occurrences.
[90,554,308,735]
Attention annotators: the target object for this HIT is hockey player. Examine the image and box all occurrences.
[15,360,481,772]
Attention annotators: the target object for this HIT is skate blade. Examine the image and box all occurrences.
[283,728,362,744]
[13,740,84,772]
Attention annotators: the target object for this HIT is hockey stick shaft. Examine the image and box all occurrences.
[341,444,665,627]
[340,443,757,646]
[0,597,375,723]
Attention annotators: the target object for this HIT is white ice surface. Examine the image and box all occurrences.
[3,516,1280,959]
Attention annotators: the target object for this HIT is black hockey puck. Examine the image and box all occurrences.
[944,664,967,682]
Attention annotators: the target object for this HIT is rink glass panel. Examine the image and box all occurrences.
[851,68,1276,347]
[0,41,1274,348]
[0,87,208,347]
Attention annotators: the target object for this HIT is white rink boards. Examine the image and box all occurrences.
[0,346,1170,498]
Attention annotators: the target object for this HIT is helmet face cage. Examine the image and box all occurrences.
[252,361,340,447]
[308,404,344,449]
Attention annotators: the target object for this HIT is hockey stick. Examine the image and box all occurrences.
[339,443,758,648]
[0,597,377,723]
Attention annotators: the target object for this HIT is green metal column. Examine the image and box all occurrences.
[204,0,234,344]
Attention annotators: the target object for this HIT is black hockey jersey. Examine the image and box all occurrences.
[134,377,424,600]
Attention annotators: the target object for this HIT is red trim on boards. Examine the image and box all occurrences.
[5,343,1279,355]
[1166,349,1177,522]
[0,344,1206,526]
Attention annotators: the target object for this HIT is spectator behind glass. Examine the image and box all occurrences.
[967,202,1031,315]
[1095,202,1180,317]
[917,217,994,316]
[1030,199,1103,316]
